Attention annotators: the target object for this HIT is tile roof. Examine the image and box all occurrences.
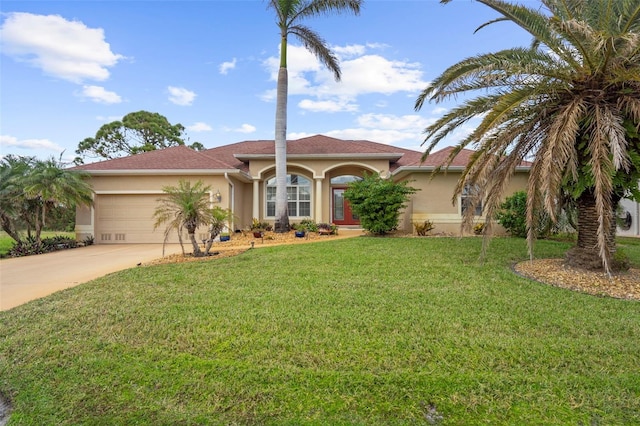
[416,146,532,168]
[418,146,475,168]
[71,135,527,174]
[72,145,232,171]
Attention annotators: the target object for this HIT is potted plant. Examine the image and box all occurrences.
[250,218,270,238]
[219,232,231,242]
[294,224,306,238]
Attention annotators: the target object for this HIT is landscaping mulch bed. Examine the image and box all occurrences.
[515,258,640,301]
[145,230,355,266]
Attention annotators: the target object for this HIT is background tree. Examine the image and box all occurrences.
[75,111,200,164]
[153,180,216,257]
[267,0,361,232]
[344,173,417,235]
[416,0,640,273]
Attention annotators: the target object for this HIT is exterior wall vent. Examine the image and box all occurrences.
[115,233,126,241]
[101,234,112,241]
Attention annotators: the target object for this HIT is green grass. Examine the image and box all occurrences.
[0,232,16,256]
[1,237,639,424]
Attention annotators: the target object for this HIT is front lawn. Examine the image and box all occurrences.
[1,237,639,424]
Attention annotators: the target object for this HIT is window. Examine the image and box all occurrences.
[461,184,483,216]
[330,175,362,185]
[266,174,311,217]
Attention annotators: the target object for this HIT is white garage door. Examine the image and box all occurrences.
[95,194,180,244]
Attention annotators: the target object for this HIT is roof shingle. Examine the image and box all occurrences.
[71,135,526,173]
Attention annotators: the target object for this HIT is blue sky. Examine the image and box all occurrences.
[0,0,534,163]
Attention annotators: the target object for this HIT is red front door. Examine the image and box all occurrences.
[332,188,359,226]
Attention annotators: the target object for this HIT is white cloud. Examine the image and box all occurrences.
[431,107,448,115]
[356,113,433,131]
[219,58,237,75]
[187,122,213,132]
[0,12,123,83]
[298,98,358,113]
[79,85,122,104]
[260,88,276,103]
[223,124,256,134]
[96,115,123,122]
[332,44,367,58]
[167,86,196,106]
[0,134,65,153]
[333,43,387,59]
[325,55,427,97]
[261,43,429,109]
[289,112,436,149]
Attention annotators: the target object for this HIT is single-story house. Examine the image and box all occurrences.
[73,134,531,244]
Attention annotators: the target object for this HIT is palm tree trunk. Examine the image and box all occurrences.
[0,214,22,243]
[189,232,202,256]
[204,223,224,255]
[565,190,622,271]
[34,204,44,245]
[274,65,290,233]
[186,224,202,256]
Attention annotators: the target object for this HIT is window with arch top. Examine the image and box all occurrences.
[266,174,311,217]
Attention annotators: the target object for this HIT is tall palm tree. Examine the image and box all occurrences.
[153,180,216,257]
[267,0,361,232]
[415,0,640,274]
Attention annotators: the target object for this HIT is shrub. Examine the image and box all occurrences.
[495,191,562,238]
[413,220,434,236]
[495,191,528,237]
[344,173,418,235]
[43,235,78,251]
[8,235,78,257]
[298,219,318,232]
[250,218,273,231]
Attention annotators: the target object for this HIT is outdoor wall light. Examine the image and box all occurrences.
[213,190,222,203]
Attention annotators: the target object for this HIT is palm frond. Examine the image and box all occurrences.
[299,0,362,18]
[588,104,616,271]
[289,25,341,80]
[479,0,584,69]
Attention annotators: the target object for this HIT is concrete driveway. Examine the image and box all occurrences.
[0,244,183,311]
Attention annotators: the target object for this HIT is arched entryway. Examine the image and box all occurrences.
[330,175,362,226]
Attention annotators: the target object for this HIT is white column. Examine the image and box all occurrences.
[315,178,323,222]
[253,179,260,220]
